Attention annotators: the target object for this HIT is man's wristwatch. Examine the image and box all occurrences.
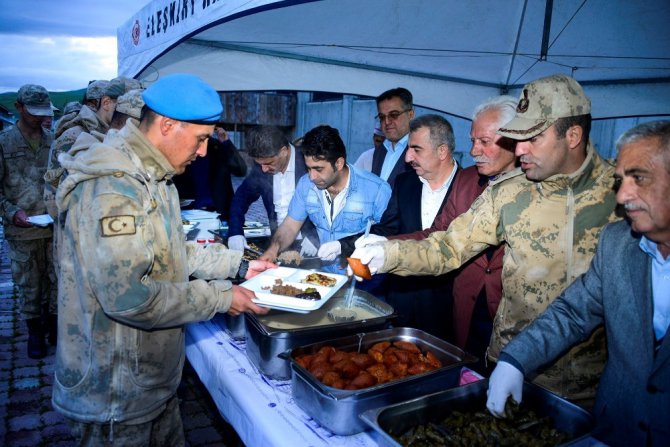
[237,259,250,280]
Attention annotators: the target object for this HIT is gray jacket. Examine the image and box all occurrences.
[52,122,241,424]
[502,220,670,447]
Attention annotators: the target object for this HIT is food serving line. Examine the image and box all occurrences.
[182,212,598,446]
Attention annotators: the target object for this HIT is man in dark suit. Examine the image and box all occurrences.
[228,126,318,253]
[487,120,670,447]
[342,114,461,340]
[371,87,415,188]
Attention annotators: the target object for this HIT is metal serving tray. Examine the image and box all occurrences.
[360,379,594,446]
[212,313,246,340]
[245,289,395,380]
[285,327,477,435]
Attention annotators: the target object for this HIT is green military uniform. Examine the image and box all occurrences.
[382,144,618,401]
[44,105,110,218]
[0,124,57,319]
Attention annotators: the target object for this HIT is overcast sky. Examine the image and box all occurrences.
[0,0,151,93]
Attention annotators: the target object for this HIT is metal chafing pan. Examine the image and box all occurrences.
[360,379,594,446]
[245,289,396,380]
[285,327,477,435]
[212,313,246,340]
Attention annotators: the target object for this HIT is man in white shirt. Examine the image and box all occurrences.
[370,87,415,187]
[228,126,318,254]
[340,114,461,338]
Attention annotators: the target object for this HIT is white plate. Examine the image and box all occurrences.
[27,214,54,227]
[241,267,348,313]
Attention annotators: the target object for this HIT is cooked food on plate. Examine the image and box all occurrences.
[303,272,337,287]
[261,279,322,300]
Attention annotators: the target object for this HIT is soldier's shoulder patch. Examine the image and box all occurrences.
[100,215,136,237]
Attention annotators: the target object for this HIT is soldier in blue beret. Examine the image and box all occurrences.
[52,73,273,445]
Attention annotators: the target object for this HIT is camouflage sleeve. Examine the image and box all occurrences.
[77,190,234,329]
[0,137,21,220]
[185,240,242,279]
[382,187,502,276]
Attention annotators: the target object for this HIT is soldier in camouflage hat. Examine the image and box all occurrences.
[52,73,272,445]
[109,88,144,129]
[0,84,57,359]
[44,77,125,219]
[353,74,618,406]
[62,101,82,115]
[111,75,143,92]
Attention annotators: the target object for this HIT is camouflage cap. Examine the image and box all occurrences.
[85,80,110,101]
[62,101,82,115]
[115,89,145,119]
[104,78,126,99]
[17,84,54,117]
[498,74,591,140]
[111,76,143,93]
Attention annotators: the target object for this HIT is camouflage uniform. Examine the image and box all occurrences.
[381,143,618,401]
[44,104,110,218]
[0,124,57,318]
[52,120,242,426]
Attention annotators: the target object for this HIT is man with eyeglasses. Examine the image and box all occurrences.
[228,126,319,255]
[0,84,57,358]
[372,87,415,187]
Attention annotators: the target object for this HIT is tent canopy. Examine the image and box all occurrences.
[118,0,670,119]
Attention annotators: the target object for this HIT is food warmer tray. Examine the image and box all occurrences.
[360,379,595,446]
[244,289,395,380]
[284,327,477,435]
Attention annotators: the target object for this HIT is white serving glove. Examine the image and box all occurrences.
[317,240,341,261]
[354,233,388,249]
[300,237,318,257]
[486,361,524,418]
[348,245,385,279]
[227,235,249,252]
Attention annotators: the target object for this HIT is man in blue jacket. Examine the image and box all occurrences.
[487,120,670,447]
[260,125,391,272]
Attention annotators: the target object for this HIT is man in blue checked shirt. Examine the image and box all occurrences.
[260,125,391,273]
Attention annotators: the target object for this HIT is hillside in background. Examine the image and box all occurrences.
[0,89,86,118]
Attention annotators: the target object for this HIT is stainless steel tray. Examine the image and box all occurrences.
[212,313,246,340]
[286,327,477,435]
[360,379,594,446]
[245,289,395,380]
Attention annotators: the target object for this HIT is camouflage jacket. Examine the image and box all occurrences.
[52,121,242,424]
[44,105,109,218]
[0,125,53,240]
[382,143,618,401]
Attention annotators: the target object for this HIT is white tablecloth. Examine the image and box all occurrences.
[185,319,381,447]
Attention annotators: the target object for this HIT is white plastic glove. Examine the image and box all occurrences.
[227,235,249,252]
[354,233,387,249]
[486,361,524,418]
[317,240,341,261]
[348,245,385,279]
[300,237,318,257]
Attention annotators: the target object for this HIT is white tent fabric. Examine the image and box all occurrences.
[118,0,670,119]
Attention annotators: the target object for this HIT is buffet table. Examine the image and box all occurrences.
[185,318,381,446]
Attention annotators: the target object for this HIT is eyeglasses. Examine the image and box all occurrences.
[375,109,411,123]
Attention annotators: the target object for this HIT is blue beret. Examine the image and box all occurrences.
[142,73,222,123]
